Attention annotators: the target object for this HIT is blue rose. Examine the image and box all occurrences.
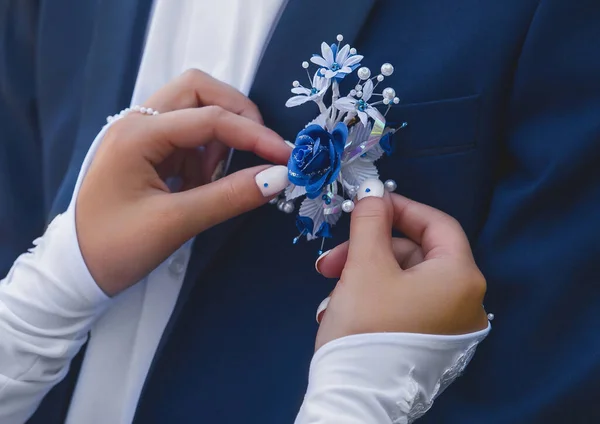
[288,123,347,198]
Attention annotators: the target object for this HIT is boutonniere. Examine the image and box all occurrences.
[272,34,406,254]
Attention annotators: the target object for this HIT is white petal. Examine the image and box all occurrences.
[343,55,364,67]
[299,197,326,241]
[357,110,368,126]
[361,143,385,162]
[362,79,374,101]
[336,44,350,64]
[291,87,311,95]
[286,95,310,107]
[366,106,385,122]
[315,76,330,91]
[307,112,329,128]
[339,66,353,75]
[346,121,372,149]
[321,42,334,65]
[334,97,357,112]
[324,69,337,79]
[285,184,307,201]
[310,56,329,68]
[341,159,380,188]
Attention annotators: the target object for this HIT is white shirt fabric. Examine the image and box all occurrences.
[0,1,491,423]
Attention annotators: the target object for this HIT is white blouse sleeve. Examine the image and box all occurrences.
[295,325,490,423]
[0,124,113,424]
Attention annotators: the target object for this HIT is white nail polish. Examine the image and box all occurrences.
[255,165,290,197]
[356,178,385,201]
[211,160,225,182]
[314,250,331,273]
[316,297,331,323]
[284,140,295,149]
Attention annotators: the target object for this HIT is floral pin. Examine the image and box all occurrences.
[271,34,406,254]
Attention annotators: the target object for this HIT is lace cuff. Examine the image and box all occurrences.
[295,325,490,423]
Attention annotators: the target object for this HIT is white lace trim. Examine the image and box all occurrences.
[405,341,480,423]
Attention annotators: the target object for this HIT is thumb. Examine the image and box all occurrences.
[347,179,395,265]
[169,165,289,239]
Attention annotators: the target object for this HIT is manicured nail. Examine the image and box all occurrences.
[314,250,331,274]
[255,165,290,197]
[211,160,225,182]
[284,140,295,149]
[356,178,385,201]
[316,296,330,324]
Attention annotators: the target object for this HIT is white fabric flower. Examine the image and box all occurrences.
[334,79,384,126]
[286,72,331,107]
[310,42,363,79]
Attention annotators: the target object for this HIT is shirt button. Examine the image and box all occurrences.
[168,252,187,276]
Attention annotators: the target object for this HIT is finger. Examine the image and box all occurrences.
[143,69,263,123]
[347,178,395,265]
[315,243,348,278]
[199,141,230,184]
[316,237,424,277]
[138,107,291,166]
[170,164,290,238]
[390,194,473,261]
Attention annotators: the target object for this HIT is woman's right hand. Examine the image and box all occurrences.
[76,70,292,296]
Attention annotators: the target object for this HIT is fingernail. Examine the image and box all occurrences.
[316,296,331,324]
[284,140,295,149]
[255,165,290,197]
[356,178,385,201]
[211,160,225,182]
[314,250,331,274]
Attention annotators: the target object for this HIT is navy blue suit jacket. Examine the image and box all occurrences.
[2,0,600,422]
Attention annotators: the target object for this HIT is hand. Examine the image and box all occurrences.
[76,70,292,296]
[314,179,488,351]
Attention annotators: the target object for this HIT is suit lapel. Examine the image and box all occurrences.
[148,0,377,364]
[49,0,154,217]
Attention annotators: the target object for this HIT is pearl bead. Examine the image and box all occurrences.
[106,116,113,123]
[383,98,390,105]
[140,107,147,114]
[377,75,384,82]
[384,179,397,192]
[380,63,394,76]
[356,91,363,98]
[349,89,357,96]
[269,196,280,205]
[153,111,159,115]
[350,48,357,55]
[277,199,287,211]
[133,105,141,111]
[336,34,344,41]
[346,186,357,198]
[292,80,300,87]
[282,201,295,214]
[355,84,362,91]
[393,97,400,104]
[382,87,396,100]
[487,313,495,321]
[302,61,309,69]
[357,67,371,80]
[146,108,154,114]
[341,200,355,213]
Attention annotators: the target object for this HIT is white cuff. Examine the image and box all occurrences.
[296,324,490,423]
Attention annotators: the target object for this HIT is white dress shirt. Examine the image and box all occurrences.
[0,1,490,423]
